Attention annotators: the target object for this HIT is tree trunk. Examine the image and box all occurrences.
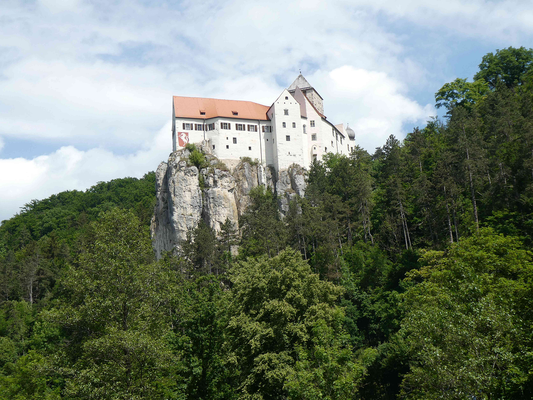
[444,186,454,244]
[399,199,412,249]
[452,202,460,242]
[463,128,479,231]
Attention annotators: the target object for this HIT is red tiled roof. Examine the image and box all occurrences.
[173,96,269,120]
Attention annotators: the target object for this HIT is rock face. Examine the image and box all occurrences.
[151,149,203,258]
[151,148,306,258]
[202,168,239,234]
[275,164,307,216]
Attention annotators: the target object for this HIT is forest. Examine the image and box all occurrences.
[1,46,533,399]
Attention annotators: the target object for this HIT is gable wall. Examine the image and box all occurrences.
[270,90,305,171]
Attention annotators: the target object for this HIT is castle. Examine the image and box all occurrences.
[172,74,356,171]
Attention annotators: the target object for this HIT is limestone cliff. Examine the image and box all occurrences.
[151,147,306,258]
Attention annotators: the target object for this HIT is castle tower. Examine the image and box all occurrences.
[267,89,305,171]
[287,74,324,116]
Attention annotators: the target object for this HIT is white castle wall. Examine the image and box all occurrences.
[173,117,272,165]
[270,89,306,171]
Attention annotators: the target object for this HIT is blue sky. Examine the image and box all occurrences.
[1,0,533,221]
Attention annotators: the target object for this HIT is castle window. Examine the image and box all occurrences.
[195,124,204,131]
[282,122,286,128]
[340,137,343,144]
[325,147,328,152]
[206,123,215,131]
[236,124,245,131]
[310,120,315,127]
[249,146,252,150]
[233,137,237,144]
[286,135,290,141]
[312,134,317,141]
[331,141,334,146]
[232,111,238,116]
[303,124,306,133]
[262,126,272,133]
[213,145,216,150]
[292,122,296,128]
[221,122,231,129]
[226,145,229,149]
[247,124,257,132]
[285,96,288,100]
[182,123,193,130]
[284,109,289,115]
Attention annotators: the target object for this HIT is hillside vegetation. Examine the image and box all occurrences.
[1,47,533,399]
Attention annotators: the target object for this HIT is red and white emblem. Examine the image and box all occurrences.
[178,132,189,147]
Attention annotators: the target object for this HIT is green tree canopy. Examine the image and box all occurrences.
[226,249,363,399]
[52,208,179,399]
[435,78,490,111]
[474,46,533,89]
[400,229,533,399]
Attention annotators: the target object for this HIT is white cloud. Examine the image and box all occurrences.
[353,0,533,38]
[38,0,84,13]
[0,59,175,147]
[0,122,171,222]
[311,66,434,151]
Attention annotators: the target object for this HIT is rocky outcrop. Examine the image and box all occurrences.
[151,149,204,258]
[151,148,306,258]
[202,168,239,234]
[275,164,307,216]
[232,161,274,216]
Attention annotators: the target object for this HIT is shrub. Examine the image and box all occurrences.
[189,149,207,169]
[185,143,197,152]
[240,157,259,166]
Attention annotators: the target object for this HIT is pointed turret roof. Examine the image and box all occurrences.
[287,73,324,102]
[346,125,356,140]
[288,74,313,91]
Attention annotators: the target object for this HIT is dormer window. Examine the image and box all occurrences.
[199,110,206,115]
[232,111,238,116]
